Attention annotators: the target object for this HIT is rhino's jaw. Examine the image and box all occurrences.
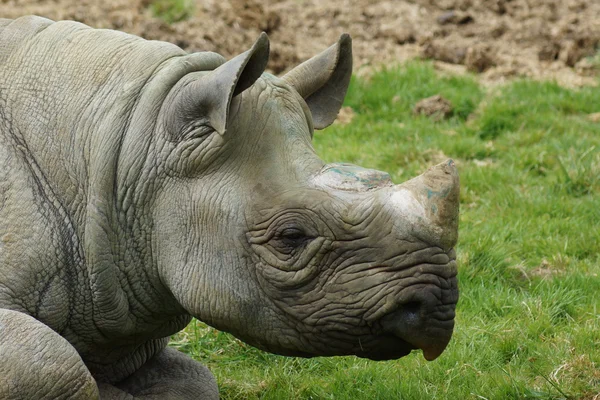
[248,246,458,362]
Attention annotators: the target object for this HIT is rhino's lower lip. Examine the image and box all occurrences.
[358,335,417,361]
[422,346,444,361]
[359,332,451,362]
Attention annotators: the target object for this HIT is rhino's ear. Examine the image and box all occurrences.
[170,33,269,136]
[282,34,352,130]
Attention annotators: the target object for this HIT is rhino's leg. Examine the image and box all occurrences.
[98,346,218,400]
[0,308,99,399]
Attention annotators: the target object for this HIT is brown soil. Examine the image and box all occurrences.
[1,0,599,86]
[413,95,453,120]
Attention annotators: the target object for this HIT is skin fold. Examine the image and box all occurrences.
[0,16,459,399]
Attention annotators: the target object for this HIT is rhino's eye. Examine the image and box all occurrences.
[273,227,312,252]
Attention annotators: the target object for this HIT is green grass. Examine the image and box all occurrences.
[171,62,600,399]
[149,0,194,24]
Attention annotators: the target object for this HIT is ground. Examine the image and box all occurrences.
[1,0,599,86]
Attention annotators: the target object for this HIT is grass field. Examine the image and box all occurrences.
[170,62,600,399]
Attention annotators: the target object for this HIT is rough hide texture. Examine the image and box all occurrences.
[0,16,459,399]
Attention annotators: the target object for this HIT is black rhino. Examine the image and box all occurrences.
[0,16,459,399]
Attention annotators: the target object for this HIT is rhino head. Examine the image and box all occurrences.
[144,34,459,362]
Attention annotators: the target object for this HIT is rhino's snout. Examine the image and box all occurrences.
[372,160,459,360]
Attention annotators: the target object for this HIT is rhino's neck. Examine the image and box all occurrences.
[0,17,220,342]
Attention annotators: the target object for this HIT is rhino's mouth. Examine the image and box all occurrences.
[379,307,456,361]
[265,294,456,361]
[355,335,417,361]
[345,299,455,361]
[353,259,458,361]
[370,273,458,361]
[242,291,456,362]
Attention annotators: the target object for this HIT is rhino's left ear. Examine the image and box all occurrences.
[169,33,269,136]
[282,34,352,130]
[205,33,270,134]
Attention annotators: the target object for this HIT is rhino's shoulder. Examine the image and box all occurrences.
[0,15,54,37]
[0,16,188,73]
[0,16,77,54]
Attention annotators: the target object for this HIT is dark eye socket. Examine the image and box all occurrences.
[280,227,305,239]
[275,227,312,250]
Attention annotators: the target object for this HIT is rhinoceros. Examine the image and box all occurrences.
[0,15,459,399]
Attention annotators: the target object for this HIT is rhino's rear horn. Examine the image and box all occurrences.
[282,34,353,130]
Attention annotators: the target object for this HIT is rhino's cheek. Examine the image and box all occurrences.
[250,237,327,289]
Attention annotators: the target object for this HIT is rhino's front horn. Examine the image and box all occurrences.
[390,160,460,251]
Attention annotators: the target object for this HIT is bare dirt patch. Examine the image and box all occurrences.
[1,0,599,86]
[413,95,453,121]
[333,106,355,126]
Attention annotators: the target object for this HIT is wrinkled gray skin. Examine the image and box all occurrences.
[0,16,459,399]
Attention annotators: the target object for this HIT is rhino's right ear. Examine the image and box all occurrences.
[282,34,352,130]
[168,33,269,136]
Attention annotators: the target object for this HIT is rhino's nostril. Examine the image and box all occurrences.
[402,301,421,315]
[380,302,425,335]
[396,301,422,327]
